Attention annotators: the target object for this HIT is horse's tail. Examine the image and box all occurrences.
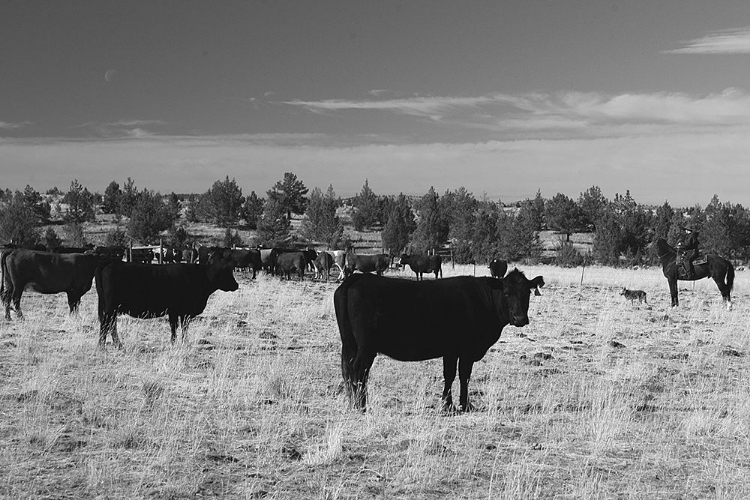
[726,260,735,292]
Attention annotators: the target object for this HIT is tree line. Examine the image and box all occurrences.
[2,175,750,267]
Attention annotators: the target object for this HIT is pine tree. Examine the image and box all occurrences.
[301,185,343,248]
[441,187,477,264]
[409,187,448,253]
[381,194,415,254]
[352,179,380,231]
[127,190,175,244]
[62,179,95,225]
[267,172,309,220]
[203,177,245,227]
[103,181,122,215]
[256,198,292,246]
[0,191,41,246]
[545,193,582,242]
[242,191,265,229]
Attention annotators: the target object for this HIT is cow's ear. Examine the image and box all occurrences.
[530,276,544,295]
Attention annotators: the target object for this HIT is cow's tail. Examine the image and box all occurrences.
[726,260,735,293]
[0,249,11,305]
[334,276,361,408]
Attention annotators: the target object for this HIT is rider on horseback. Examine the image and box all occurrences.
[676,225,699,279]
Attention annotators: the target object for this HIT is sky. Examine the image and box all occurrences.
[3,0,750,207]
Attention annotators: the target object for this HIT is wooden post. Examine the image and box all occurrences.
[128,241,133,263]
[159,239,163,264]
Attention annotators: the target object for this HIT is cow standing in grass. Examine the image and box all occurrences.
[95,253,238,347]
[334,269,544,411]
[276,251,306,281]
[399,253,442,280]
[344,252,390,278]
[1,249,112,320]
[313,252,335,281]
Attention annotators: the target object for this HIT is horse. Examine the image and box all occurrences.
[653,238,734,309]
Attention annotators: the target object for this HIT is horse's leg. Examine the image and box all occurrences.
[668,278,679,307]
[712,275,732,309]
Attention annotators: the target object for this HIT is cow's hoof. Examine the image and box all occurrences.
[458,402,476,413]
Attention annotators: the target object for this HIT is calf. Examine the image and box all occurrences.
[335,269,544,411]
[95,253,239,347]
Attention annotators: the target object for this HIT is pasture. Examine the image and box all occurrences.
[1,264,749,499]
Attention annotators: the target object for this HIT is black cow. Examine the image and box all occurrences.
[302,249,318,272]
[344,253,390,277]
[163,247,176,264]
[259,248,277,275]
[95,253,239,347]
[182,247,198,264]
[489,258,508,279]
[1,249,108,320]
[229,248,262,278]
[172,247,183,264]
[276,251,306,281]
[399,254,443,280]
[313,252,335,281]
[334,269,545,411]
[92,246,126,262]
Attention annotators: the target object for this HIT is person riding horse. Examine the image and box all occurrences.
[675,225,700,279]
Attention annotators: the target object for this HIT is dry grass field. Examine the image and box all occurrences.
[1,263,749,499]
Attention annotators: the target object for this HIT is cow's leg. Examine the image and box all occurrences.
[66,293,81,315]
[168,313,179,343]
[99,312,120,349]
[351,350,375,410]
[441,355,458,411]
[2,285,11,321]
[11,290,23,319]
[458,357,475,412]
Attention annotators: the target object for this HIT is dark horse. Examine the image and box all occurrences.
[654,238,734,308]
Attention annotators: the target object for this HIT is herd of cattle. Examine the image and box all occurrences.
[1,243,542,411]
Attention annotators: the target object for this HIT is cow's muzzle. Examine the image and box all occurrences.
[511,315,529,327]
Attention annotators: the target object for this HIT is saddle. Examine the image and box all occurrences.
[676,250,707,279]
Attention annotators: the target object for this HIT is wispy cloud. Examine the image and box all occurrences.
[0,120,31,130]
[280,89,750,139]
[77,119,167,138]
[280,95,507,121]
[664,27,750,54]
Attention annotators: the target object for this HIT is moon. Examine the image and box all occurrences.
[104,69,117,83]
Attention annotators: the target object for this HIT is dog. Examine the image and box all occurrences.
[620,287,647,304]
